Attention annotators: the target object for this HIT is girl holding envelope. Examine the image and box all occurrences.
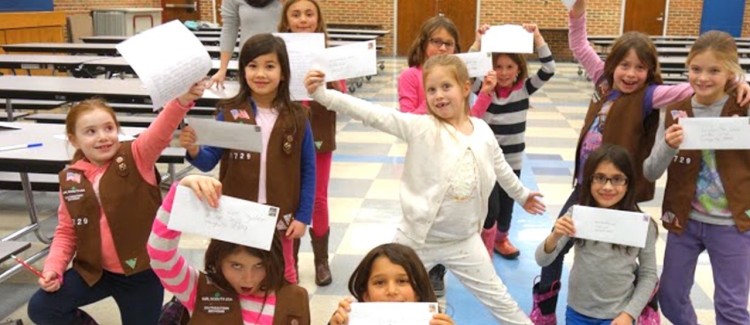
[147,175,310,325]
[278,0,346,287]
[469,23,556,260]
[180,33,316,285]
[27,83,206,325]
[536,144,658,325]
[305,54,544,324]
[643,31,750,325]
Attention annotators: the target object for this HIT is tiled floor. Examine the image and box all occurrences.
[0,58,742,324]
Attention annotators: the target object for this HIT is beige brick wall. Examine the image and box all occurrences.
[55,0,160,15]
[666,0,702,35]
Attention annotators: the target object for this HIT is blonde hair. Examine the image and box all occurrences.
[422,55,470,121]
[687,30,744,92]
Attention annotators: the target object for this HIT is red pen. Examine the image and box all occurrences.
[11,254,44,278]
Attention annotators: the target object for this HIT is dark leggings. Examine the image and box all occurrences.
[28,268,164,325]
[538,185,581,291]
[483,170,522,232]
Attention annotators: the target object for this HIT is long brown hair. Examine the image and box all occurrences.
[577,144,655,252]
[204,233,287,295]
[602,32,663,91]
[218,33,304,132]
[65,98,120,164]
[687,30,743,93]
[348,243,437,303]
[406,16,461,67]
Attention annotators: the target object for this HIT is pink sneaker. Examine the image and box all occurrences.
[529,277,560,325]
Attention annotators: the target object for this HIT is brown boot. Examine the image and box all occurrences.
[310,230,332,286]
[494,231,520,259]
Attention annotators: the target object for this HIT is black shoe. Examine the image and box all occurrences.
[429,264,446,297]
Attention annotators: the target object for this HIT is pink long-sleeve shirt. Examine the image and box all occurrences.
[44,99,193,278]
[147,185,277,324]
[397,66,492,116]
[570,12,693,107]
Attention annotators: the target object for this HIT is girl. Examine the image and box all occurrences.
[277,0,346,287]
[27,83,206,324]
[398,16,496,115]
[536,144,658,325]
[179,33,316,285]
[531,1,750,322]
[329,243,454,325]
[643,31,750,325]
[209,0,283,89]
[470,23,556,259]
[305,54,545,324]
[399,15,496,296]
[147,175,310,325]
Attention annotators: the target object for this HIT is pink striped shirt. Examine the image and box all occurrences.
[148,184,277,324]
[44,99,193,278]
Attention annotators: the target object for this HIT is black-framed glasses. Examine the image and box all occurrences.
[592,173,628,186]
[429,38,455,49]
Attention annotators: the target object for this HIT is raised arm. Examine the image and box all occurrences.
[147,184,201,312]
[569,0,605,83]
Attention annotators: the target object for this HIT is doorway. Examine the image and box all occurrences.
[623,0,666,35]
[396,0,477,56]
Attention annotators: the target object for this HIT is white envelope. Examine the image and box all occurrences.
[349,302,438,325]
[679,117,750,150]
[571,205,650,248]
[273,32,326,101]
[169,185,279,251]
[187,117,262,152]
[481,25,534,54]
[454,52,493,78]
[312,40,377,81]
[116,20,212,111]
[560,0,576,11]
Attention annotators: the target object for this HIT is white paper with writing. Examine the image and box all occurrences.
[571,205,650,248]
[481,25,534,54]
[273,33,326,101]
[311,40,377,81]
[560,0,576,11]
[187,118,263,152]
[454,52,493,78]
[116,20,212,111]
[349,302,438,325]
[679,117,750,150]
[169,185,279,250]
[53,134,136,142]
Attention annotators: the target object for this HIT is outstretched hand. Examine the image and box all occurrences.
[522,192,546,215]
[178,79,208,106]
[179,175,222,208]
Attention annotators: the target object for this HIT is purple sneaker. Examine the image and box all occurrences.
[529,277,560,325]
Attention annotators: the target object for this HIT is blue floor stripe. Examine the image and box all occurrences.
[446,155,570,324]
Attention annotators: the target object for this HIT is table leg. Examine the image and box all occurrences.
[5,98,13,122]
[19,172,53,244]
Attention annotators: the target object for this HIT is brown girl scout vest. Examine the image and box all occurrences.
[58,142,161,286]
[661,95,750,234]
[574,83,659,202]
[217,102,307,226]
[190,272,310,325]
[305,100,336,153]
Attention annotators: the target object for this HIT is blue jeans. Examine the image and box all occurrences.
[28,268,163,325]
[566,306,627,325]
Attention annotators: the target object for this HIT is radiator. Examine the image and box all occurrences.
[93,11,126,36]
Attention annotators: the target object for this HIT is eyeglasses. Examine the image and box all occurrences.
[429,38,455,49]
[592,173,628,186]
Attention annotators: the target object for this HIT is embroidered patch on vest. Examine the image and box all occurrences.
[287,316,300,325]
[315,141,322,149]
[125,257,137,269]
[63,187,85,202]
[661,211,675,223]
[66,172,81,183]
[745,209,750,218]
